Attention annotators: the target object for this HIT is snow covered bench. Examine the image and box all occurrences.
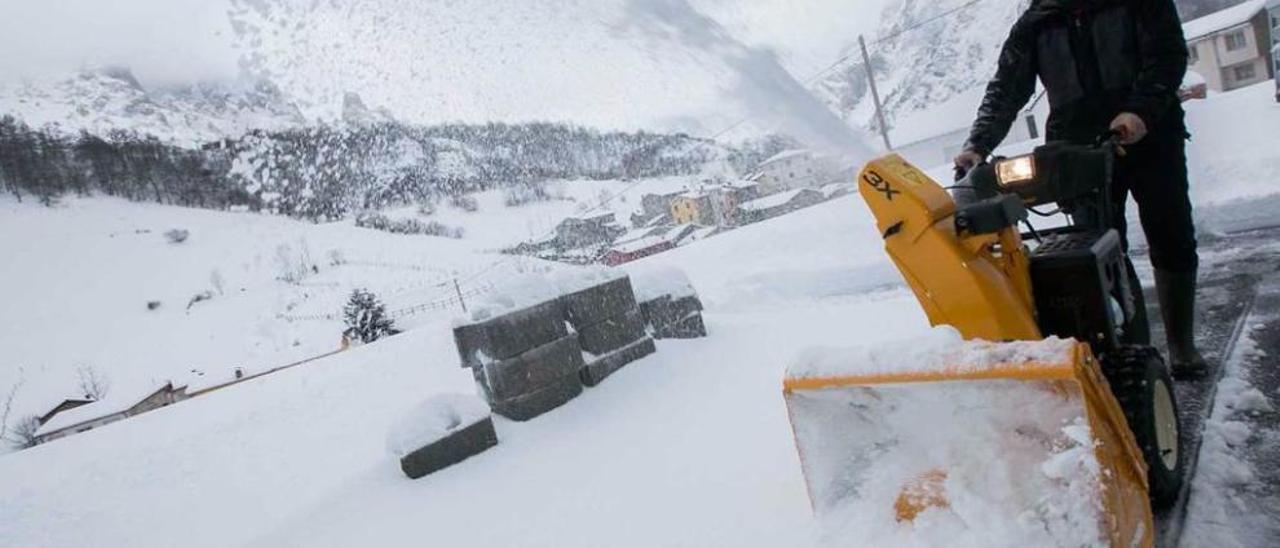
[388,394,498,479]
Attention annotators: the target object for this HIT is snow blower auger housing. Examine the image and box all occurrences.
[784,141,1183,547]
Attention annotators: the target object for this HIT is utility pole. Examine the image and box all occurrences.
[453,278,468,313]
[859,35,892,151]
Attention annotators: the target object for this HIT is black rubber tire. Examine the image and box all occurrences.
[1103,346,1184,510]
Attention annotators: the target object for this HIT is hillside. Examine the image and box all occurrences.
[813,0,1253,136]
[0,68,304,146]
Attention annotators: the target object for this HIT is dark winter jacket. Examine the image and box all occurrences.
[964,0,1189,154]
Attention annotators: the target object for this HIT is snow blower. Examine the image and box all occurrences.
[785,135,1182,546]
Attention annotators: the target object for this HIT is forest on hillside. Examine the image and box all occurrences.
[0,117,790,221]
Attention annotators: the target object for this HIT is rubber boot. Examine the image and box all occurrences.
[1155,269,1208,379]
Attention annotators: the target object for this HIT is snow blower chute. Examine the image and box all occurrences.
[785,139,1183,546]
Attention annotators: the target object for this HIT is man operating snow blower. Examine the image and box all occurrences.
[955,0,1207,377]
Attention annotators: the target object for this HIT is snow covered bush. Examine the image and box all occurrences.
[4,415,40,450]
[450,194,479,212]
[343,289,399,344]
[274,240,318,283]
[164,229,190,244]
[503,182,552,207]
[355,213,464,239]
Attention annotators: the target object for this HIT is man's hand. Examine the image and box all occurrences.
[1110,112,1148,145]
[954,150,985,172]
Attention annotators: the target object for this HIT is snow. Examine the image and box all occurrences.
[761,149,812,166]
[227,0,873,154]
[0,195,550,451]
[1184,82,1280,208]
[1178,313,1279,547]
[788,372,1107,547]
[627,266,698,303]
[890,86,988,147]
[740,189,806,212]
[1183,70,1207,88]
[386,394,491,458]
[0,180,921,547]
[1182,0,1267,42]
[1,35,1279,548]
[457,276,562,325]
[786,326,1076,380]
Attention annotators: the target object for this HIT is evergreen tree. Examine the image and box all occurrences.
[343,289,398,344]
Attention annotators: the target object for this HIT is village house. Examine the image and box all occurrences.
[752,149,844,195]
[554,212,625,250]
[36,398,94,426]
[669,189,732,227]
[737,188,826,225]
[1184,0,1275,93]
[636,190,685,225]
[602,225,696,266]
[34,382,190,445]
[1269,0,1280,99]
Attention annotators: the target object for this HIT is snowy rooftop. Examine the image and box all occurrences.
[739,189,805,212]
[722,179,758,189]
[36,382,184,436]
[610,231,682,254]
[1183,0,1267,41]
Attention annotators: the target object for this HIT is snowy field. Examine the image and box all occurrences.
[1,82,1278,546]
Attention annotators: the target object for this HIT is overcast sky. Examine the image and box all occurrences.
[0,0,240,86]
[0,0,887,88]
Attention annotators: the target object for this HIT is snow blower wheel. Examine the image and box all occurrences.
[1104,346,1184,510]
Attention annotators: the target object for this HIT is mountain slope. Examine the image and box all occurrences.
[0,68,305,146]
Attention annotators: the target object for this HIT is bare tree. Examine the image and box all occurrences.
[77,366,110,400]
[0,376,22,445]
[5,415,40,449]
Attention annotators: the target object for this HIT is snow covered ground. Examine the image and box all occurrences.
[0,189,927,547]
[1180,279,1280,547]
[0,196,574,445]
[1,82,1278,547]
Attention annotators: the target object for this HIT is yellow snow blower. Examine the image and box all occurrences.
[785,137,1182,546]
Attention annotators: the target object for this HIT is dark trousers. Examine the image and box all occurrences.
[1099,131,1200,273]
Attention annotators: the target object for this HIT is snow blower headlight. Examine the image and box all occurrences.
[995,154,1037,188]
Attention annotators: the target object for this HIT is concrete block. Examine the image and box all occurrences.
[577,308,646,356]
[563,276,638,328]
[483,334,586,400]
[399,416,498,480]
[454,299,567,368]
[491,373,583,422]
[581,336,657,387]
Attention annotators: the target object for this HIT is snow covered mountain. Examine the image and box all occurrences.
[0,67,306,146]
[813,0,1031,134]
[811,0,1246,136]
